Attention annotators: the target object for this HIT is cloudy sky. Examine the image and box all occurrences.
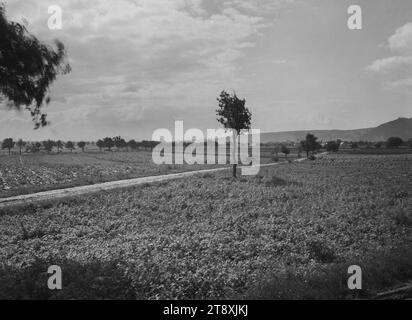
[1,0,412,140]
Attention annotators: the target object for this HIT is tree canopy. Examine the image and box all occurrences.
[0,4,70,128]
[216,91,251,134]
[300,133,321,158]
[216,90,252,177]
[386,137,403,148]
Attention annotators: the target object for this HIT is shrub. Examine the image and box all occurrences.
[386,137,403,148]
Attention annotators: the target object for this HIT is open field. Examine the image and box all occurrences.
[0,151,219,198]
[338,147,412,155]
[0,154,411,299]
[0,149,285,198]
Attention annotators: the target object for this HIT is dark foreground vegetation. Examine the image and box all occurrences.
[0,154,410,299]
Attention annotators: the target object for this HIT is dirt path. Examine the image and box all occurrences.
[0,155,322,209]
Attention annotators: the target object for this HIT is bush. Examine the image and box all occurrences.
[386,137,403,148]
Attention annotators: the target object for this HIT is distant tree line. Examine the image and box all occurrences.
[95,138,160,152]
[0,137,164,155]
[1,136,412,156]
[265,135,412,160]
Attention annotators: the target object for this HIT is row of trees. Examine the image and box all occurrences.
[1,137,161,154]
[1,138,86,154]
[95,137,159,152]
[270,135,412,158]
[344,137,411,149]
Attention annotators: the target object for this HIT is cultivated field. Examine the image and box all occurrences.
[0,149,281,198]
[0,154,411,299]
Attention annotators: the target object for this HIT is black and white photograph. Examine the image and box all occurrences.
[0,0,411,307]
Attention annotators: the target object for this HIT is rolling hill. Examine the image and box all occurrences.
[260,117,412,143]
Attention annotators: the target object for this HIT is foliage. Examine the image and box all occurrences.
[0,4,70,128]
[325,141,340,152]
[0,154,410,299]
[96,139,105,151]
[216,90,251,134]
[1,138,14,154]
[300,134,321,158]
[280,144,290,157]
[127,139,138,151]
[386,137,403,148]
[65,141,75,152]
[0,151,224,197]
[42,140,56,153]
[103,138,114,151]
[216,90,252,177]
[114,136,127,150]
[77,141,86,152]
[56,140,63,152]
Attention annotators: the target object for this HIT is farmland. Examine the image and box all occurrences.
[0,153,411,299]
[0,147,283,198]
[0,151,217,198]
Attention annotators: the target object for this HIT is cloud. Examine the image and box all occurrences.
[389,77,412,90]
[366,56,412,72]
[1,0,273,136]
[2,0,299,139]
[388,22,412,54]
[366,21,412,94]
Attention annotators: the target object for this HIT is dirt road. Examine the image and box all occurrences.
[0,155,321,209]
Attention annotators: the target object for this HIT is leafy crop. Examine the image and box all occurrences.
[0,154,411,299]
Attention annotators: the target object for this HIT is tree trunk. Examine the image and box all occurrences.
[231,131,238,178]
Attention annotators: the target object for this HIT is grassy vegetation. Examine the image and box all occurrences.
[0,151,219,198]
[0,154,411,299]
[0,149,280,198]
[338,147,412,155]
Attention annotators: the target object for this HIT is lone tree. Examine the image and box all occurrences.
[300,133,321,158]
[216,90,251,177]
[0,4,71,128]
[1,138,14,155]
[65,141,75,152]
[16,139,25,155]
[280,144,290,158]
[77,141,86,152]
[386,137,403,148]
